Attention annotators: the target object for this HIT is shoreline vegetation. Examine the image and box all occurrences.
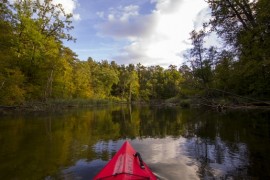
[1,1,270,111]
[1,96,269,114]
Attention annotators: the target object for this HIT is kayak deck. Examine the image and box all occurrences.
[94,141,157,180]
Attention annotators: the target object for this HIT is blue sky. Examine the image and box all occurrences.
[58,0,211,67]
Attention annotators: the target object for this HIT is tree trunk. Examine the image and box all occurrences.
[44,69,54,101]
[129,84,132,102]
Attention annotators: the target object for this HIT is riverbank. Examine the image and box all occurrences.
[1,96,270,115]
[187,96,270,111]
[0,98,127,114]
[149,96,270,111]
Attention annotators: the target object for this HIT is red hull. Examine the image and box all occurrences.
[94,141,157,180]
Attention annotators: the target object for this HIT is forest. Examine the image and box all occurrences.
[0,0,269,106]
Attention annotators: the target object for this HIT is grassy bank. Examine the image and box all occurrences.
[1,96,269,115]
[161,95,270,111]
[0,98,127,113]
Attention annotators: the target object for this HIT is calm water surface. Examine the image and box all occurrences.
[0,106,270,179]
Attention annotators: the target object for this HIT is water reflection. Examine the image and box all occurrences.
[0,106,269,179]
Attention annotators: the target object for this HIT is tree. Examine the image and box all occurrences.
[52,47,78,99]
[73,61,93,98]
[213,51,233,92]
[0,0,76,102]
[185,30,216,90]
[163,65,183,98]
[206,0,256,48]
[179,64,200,97]
[127,69,140,102]
[114,65,140,101]
[205,0,270,97]
[0,0,86,105]
[136,63,152,101]
[0,1,25,105]
[88,59,119,98]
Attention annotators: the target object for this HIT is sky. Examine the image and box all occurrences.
[57,0,211,67]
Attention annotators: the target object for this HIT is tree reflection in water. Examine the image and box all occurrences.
[0,106,269,179]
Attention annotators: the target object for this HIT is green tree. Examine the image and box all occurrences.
[73,61,93,98]
[127,69,140,102]
[11,0,74,100]
[52,47,77,99]
[185,30,215,90]
[163,65,183,98]
[0,1,25,105]
[115,65,139,101]
[213,51,233,92]
[136,63,152,101]
[179,64,200,97]
[205,0,270,97]
[88,59,119,98]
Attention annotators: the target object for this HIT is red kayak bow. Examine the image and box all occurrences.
[94,141,157,180]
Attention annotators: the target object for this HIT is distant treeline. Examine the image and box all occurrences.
[0,0,269,105]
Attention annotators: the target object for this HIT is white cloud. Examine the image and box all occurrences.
[9,0,81,21]
[193,7,211,31]
[73,13,81,21]
[96,0,209,67]
[139,0,209,66]
[97,11,104,19]
[52,0,80,21]
[120,5,139,21]
[106,5,140,22]
[96,5,156,40]
[108,14,115,21]
[192,7,222,49]
[154,0,184,14]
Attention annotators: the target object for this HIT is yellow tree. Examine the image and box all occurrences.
[10,0,75,101]
[0,1,25,105]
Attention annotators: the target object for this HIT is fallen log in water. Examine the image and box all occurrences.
[0,106,17,110]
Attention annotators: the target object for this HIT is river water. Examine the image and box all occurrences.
[0,106,269,179]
